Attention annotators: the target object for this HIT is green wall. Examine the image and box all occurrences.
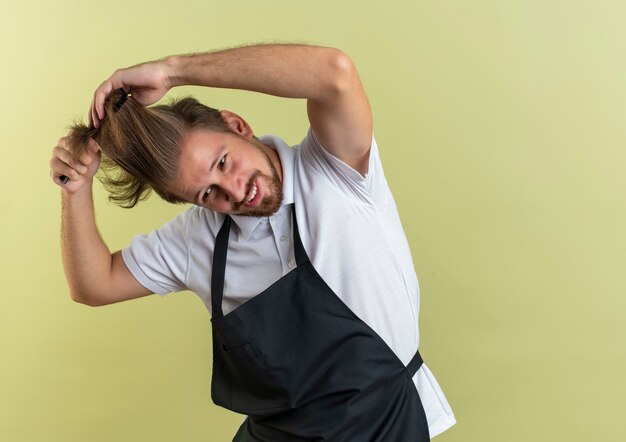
[1,1,624,440]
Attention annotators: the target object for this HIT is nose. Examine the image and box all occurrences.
[217,173,247,203]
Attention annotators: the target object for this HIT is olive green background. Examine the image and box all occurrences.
[1,1,624,441]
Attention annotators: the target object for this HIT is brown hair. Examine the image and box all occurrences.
[65,93,233,208]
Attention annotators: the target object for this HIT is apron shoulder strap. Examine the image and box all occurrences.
[292,206,309,267]
[211,215,231,319]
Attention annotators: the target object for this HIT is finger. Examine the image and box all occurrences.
[53,145,88,173]
[79,140,100,165]
[87,100,93,128]
[88,137,100,152]
[55,173,74,186]
[91,86,104,128]
[50,157,82,182]
[96,82,115,123]
[91,91,99,128]
[52,168,70,185]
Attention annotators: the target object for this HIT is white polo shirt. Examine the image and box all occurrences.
[122,128,457,438]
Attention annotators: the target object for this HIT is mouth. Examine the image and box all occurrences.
[243,177,261,207]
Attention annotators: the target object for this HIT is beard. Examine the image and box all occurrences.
[231,141,284,218]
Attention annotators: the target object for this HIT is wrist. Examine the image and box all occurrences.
[61,180,94,201]
[163,55,186,88]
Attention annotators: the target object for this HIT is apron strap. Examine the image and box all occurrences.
[291,206,309,267]
[406,348,424,377]
[211,215,232,319]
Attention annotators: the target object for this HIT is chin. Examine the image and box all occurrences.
[237,195,283,218]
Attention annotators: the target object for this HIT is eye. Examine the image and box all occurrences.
[202,185,214,202]
[201,155,227,203]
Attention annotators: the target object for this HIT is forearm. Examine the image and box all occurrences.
[60,183,112,306]
[165,44,351,101]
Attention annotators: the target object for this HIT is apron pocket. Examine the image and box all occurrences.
[214,340,289,415]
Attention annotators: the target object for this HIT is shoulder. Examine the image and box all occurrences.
[293,127,389,207]
[141,204,225,245]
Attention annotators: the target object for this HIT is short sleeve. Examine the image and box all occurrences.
[300,127,389,207]
[121,209,191,296]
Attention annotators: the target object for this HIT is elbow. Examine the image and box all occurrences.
[325,49,359,96]
[70,290,103,307]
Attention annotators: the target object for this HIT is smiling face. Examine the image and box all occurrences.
[169,127,284,217]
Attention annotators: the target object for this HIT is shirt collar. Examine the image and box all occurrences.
[229,134,295,242]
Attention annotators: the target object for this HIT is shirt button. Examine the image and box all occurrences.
[288,260,295,268]
[280,235,287,242]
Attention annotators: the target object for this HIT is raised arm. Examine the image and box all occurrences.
[167,45,372,174]
[90,44,373,175]
[50,136,153,307]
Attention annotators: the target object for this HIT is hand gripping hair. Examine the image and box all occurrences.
[62,90,233,208]
[59,88,129,185]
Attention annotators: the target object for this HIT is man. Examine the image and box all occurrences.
[50,44,456,440]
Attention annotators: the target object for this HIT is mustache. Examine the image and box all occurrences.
[233,170,262,209]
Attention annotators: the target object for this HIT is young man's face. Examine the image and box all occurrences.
[170,127,284,217]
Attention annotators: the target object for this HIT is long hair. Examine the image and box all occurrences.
[64,92,232,208]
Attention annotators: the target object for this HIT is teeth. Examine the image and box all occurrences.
[247,184,257,202]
